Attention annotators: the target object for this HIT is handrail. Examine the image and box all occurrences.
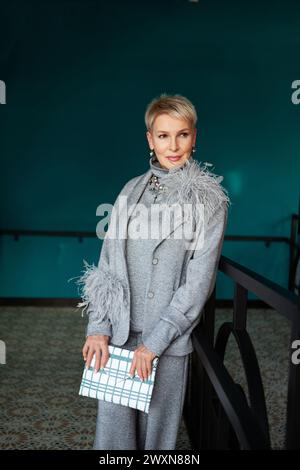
[219,256,300,323]
[185,253,300,449]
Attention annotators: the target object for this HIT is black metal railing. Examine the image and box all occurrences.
[184,255,300,450]
[1,200,299,294]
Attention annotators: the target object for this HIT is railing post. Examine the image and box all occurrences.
[203,286,216,346]
[200,287,216,448]
[285,320,300,449]
[184,287,217,450]
[233,283,248,330]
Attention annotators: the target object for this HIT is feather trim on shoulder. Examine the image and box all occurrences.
[164,158,231,225]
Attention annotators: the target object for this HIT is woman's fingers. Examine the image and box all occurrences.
[137,357,144,381]
[85,348,94,371]
[85,348,102,373]
[129,356,136,377]
[137,357,151,381]
[82,335,111,373]
[85,346,110,373]
[144,359,152,381]
[131,356,143,380]
[143,358,149,381]
[100,345,109,369]
[84,345,152,380]
[82,342,89,361]
[94,348,101,374]
[130,352,154,381]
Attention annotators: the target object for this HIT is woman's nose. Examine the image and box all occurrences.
[170,138,179,151]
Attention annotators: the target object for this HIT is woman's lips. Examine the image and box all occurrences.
[166,156,182,162]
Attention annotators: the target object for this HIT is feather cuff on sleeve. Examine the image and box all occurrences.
[74,259,128,327]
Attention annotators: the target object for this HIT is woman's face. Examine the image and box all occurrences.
[146,113,197,170]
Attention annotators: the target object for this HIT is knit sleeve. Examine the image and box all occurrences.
[84,235,113,338]
[76,177,138,338]
[142,202,228,357]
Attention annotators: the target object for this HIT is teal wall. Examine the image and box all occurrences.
[0,0,299,299]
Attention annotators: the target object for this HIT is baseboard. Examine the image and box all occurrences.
[0,298,273,309]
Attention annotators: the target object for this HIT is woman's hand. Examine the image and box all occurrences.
[129,344,157,381]
[82,335,110,373]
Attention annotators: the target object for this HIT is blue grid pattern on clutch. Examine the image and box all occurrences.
[79,345,159,414]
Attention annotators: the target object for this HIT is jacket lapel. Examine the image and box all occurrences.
[116,170,187,285]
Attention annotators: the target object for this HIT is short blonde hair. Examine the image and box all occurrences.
[145,93,197,131]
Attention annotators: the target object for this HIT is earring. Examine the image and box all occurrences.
[192,146,196,153]
[150,148,158,162]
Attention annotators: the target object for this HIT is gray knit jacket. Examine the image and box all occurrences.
[127,157,183,333]
[74,156,231,357]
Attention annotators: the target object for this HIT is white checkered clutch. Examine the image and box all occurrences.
[79,345,159,414]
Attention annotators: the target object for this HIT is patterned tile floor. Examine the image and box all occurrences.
[0,306,290,449]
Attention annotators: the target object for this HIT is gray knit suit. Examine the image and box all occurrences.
[78,156,230,450]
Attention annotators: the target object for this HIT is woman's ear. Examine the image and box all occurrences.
[146,130,153,149]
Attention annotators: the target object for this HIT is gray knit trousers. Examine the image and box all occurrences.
[93,330,190,450]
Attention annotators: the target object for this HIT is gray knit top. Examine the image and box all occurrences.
[126,156,189,332]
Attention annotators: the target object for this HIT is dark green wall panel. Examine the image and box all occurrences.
[0,0,299,298]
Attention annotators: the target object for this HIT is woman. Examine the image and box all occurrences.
[78,93,230,450]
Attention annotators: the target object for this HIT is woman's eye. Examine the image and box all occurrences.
[158,133,189,138]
